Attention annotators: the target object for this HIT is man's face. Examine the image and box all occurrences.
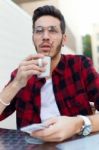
[32,16,66,59]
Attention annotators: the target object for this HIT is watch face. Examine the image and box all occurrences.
[83,125,92,136]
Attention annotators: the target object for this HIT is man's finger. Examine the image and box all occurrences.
[24,54,44,61]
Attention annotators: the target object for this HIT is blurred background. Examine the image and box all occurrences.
[0,0,99,129]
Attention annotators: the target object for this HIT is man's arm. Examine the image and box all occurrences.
[31,115,99,142]
[0,54,45,115]
[0,80,22,114]
[89,114,99,132]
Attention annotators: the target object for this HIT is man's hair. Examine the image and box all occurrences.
[32,5,66,34]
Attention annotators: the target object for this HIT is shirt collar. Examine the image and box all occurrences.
[52,54,66,75]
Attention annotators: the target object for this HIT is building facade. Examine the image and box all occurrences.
[91,24,99,71]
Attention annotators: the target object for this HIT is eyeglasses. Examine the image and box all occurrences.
[33,26,61,36]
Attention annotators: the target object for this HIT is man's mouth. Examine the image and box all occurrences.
[40,44,51,51]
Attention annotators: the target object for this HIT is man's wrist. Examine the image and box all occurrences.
[12,79,23,90]
[75,116,84,134]
[77,115,92,136]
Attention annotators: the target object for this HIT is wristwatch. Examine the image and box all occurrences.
[78,115,92,136]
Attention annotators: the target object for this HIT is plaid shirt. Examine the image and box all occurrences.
[0,54,99,129]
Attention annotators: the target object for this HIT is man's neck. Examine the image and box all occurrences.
[45,53,61,80]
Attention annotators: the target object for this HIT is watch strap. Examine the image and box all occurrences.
[78,115,92,136]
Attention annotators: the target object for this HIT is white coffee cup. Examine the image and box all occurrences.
[37,56,51,78]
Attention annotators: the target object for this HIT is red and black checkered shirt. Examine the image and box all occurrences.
[0,54,99,129]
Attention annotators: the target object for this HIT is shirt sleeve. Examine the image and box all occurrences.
[80,56,99,111]
[0,98,16,121]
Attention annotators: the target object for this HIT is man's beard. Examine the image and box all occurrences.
[52,39,63,59]
[33,39,63,59]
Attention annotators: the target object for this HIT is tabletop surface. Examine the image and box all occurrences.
[0,128,99,150]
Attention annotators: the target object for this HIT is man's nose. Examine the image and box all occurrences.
[42,30,50,40]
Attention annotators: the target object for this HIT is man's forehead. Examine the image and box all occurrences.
[34,15,60,27]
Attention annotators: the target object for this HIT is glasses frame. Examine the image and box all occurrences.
[33,25,62,37]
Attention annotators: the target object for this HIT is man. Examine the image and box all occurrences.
[0,5,99,142]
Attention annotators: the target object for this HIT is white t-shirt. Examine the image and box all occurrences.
[40,78,60,122]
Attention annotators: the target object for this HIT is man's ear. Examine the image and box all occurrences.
[62,34,67,47]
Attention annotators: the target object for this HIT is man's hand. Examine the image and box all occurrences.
[31,116,83,142]
[14,54,46,88]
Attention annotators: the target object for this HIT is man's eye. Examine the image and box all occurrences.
[49,29,55,32]
[49,28,57,33]
[36,29,43,33]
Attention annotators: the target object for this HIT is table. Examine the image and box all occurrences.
[0,128,99,150]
